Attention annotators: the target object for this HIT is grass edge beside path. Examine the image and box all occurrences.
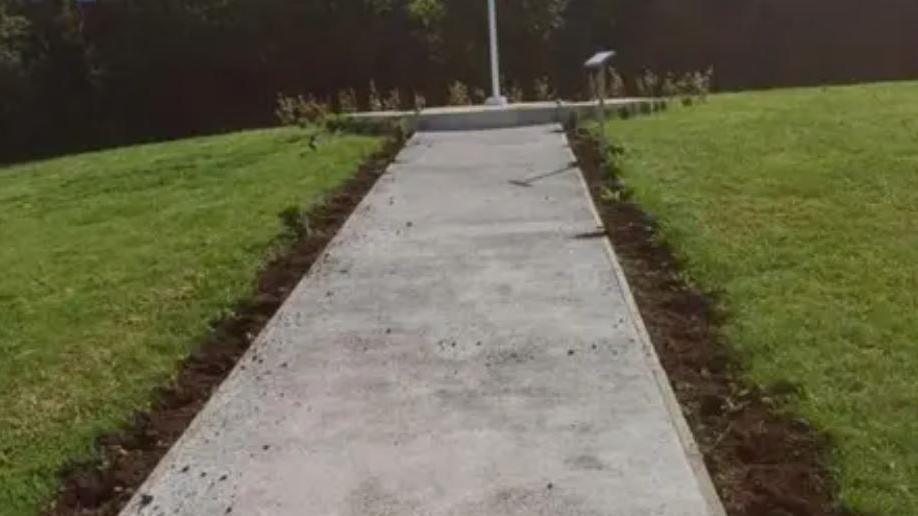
[595,82,918,515]
[0,127,384,515]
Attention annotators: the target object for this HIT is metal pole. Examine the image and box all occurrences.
[597,67,607,155]
[486,0,506,105]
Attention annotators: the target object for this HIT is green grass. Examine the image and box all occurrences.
[0,127,381,515]
[600,82,918,515]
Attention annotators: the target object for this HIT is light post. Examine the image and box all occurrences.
[584,51,616,155]
[485,0,507,106]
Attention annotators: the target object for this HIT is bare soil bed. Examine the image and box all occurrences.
[46,134,404,516]
[568,126,853,516]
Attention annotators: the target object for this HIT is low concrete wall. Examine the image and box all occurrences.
[348,98,666,132]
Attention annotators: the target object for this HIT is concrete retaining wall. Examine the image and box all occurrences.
[348,98,667,132]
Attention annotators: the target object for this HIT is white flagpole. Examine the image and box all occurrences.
[485,0,507,106]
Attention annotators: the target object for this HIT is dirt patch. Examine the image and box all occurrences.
[567,127,854,516]
[45,132,405,516]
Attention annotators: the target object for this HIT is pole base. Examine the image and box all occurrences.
[485,96,508,107]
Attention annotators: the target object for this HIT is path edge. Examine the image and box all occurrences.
[114,133,420,516]
[561,129,728,516]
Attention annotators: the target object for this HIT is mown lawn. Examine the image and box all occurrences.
[600,82,918,515]
[0,128,381,515]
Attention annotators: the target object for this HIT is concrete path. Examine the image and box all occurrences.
[123,125,722,516]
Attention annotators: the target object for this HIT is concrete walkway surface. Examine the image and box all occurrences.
[123,125,723,516]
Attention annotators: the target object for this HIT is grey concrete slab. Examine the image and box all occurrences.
[350,98,666,131]
[121,125,723,516]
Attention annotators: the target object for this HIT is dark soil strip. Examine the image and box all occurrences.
[46,131,405,516]
[567,126,855,516]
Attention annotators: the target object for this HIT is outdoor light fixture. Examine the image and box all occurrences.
[485,0,508,106]
[584,50,616,153]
